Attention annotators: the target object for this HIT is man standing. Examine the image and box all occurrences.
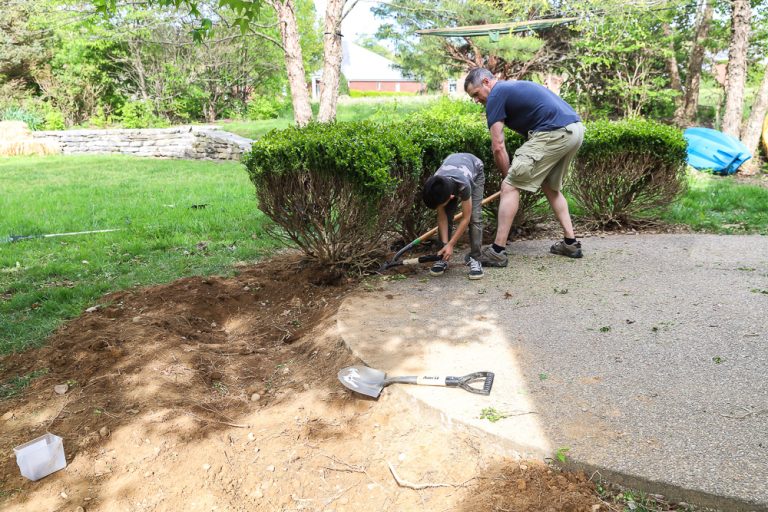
[464,68,585,266]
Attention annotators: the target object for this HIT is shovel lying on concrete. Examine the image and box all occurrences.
[338,365,494,398]
[380,191,501,271]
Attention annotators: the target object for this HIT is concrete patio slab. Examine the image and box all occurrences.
[338,234,768,511]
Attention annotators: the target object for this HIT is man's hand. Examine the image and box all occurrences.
[438,243,454,261]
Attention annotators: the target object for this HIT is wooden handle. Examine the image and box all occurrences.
[418,191,501,242]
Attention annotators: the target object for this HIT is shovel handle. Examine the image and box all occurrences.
[417,191,501,244]
[385,372,494,395]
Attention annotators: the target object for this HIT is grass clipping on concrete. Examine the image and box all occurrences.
[0,121,60,157]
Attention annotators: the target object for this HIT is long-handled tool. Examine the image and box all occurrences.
[381,191,501,271]
[338,365,494,398]
[1,229,122,244]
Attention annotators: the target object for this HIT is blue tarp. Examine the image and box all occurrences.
[683,127,752,175]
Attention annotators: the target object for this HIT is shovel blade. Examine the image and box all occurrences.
[337,365,386,398]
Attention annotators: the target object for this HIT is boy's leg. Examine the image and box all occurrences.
[469,174,485,259]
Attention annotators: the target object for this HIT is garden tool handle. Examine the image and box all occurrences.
[418,191,501,243]
[385,372,495,395]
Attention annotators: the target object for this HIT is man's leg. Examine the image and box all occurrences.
[541,183,575,239]
[494,181,520,246]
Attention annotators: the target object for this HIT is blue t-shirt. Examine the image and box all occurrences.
[485,80,581,136]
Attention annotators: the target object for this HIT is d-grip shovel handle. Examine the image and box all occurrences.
[384,372,494,395]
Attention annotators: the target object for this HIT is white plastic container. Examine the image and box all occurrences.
[13,433,67,481]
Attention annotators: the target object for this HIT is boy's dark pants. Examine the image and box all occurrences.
[445,172,485,260]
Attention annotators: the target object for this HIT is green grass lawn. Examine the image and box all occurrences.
[222,98,438,140]
[662,170,768,234]
[0,155,282,354]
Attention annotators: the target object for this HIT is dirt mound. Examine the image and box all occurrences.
[1,256,606,511]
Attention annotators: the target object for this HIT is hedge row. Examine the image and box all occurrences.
[244,117,687,266]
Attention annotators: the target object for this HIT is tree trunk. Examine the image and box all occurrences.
[270,0,313,127]
[740,63,768,162]
[674,0,712,127]
[663,23,681,93]
[721,0,751,137]
[317,0,346,123]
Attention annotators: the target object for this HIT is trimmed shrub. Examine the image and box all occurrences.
[571,119,687,227]
[244,121,421,267]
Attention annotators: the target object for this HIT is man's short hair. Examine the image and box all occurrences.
[464,68,494,91]
[422,175,452,209]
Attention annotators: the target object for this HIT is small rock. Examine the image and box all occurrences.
[85,305,100,313]
[76,507,85,512]
[54,384,69,395]
[254,447,260,454]
[339,497,349,505]
[60,491,68,499]
[247,432,255,442]
[2,411,14,421]
[519,464,528,471]
[144,471,152,478]
[302,383,310,391]
[282,367,290,375]
[266,465,275,472]
[592,505,601,512]
[81,260,89,265]
[398,453,406,462]
[243,286,250,291]
[99,427,109,437]
[253,489,263,499]
[250,393,261,402]
[132,316,141,323]
[202,463,211,471]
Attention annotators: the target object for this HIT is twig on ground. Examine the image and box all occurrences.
[185,411,250,428]
[387,461,473,490]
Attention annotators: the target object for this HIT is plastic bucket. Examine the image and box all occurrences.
[13,433,67,481]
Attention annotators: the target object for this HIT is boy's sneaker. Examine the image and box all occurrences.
[467,257,484,280]
[430,259,448,276]
[478,245,508,267]
[550,240,583,258]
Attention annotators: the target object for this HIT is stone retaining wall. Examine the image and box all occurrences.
[32,126,253,161]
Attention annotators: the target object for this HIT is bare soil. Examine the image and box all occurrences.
[0,255,608,512]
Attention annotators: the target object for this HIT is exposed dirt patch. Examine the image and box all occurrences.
[1,255,608,511]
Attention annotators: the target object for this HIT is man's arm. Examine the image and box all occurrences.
[490,121,510,178]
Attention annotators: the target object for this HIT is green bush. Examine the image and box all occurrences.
[571,118,688,227]
[118,101,169,129]
[244,121,422,267]
[44,110,66,131]
[246,95,286,121]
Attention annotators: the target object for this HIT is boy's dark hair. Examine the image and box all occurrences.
[422,175,452,209]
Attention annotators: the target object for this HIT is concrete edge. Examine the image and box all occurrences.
[559,460,768,512]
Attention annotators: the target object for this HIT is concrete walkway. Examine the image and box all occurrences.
[338,234,768,511]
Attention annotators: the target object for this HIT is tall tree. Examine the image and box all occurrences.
[740,63,768,161]
[721,0,751,136]
[674,0,713,127]
[267,0,313,126]
[317,0,345,123]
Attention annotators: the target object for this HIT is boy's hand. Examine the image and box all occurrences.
[438,243,454,261]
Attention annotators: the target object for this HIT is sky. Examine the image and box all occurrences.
[313,0,387,44]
